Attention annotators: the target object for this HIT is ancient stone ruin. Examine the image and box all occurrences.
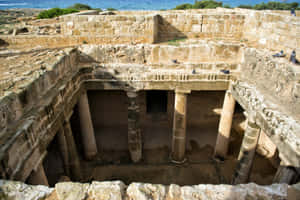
[0,7,299,200]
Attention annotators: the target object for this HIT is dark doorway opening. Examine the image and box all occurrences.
[146,91,168,113]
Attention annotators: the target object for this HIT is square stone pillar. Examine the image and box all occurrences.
[214,90,236,159]
[78,90,98,160]
[27,163,49,186]
[232,112,260,184]
[171,89,190,163]
[127,91,142,163]
[63,120,82,181]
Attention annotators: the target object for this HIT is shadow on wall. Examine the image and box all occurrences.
[0,38,8,48]
[74,49,138,152]
[77,49,137,92]
[156,15,187,43]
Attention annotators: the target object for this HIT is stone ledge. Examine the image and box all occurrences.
[0,180,291,200]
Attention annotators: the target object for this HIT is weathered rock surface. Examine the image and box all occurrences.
[87,181,126,200]
[0,180,293,200]
[127,182,289,200]
[55,182,89,200]
[0,180,53,200]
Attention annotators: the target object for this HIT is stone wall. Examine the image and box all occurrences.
[147,43,242,64]
[187,91,223,127]
[2,9,299,54]
[241,48,300,120]
[61,14,158,44]
[0,180,293,200]
[0,48,81,181]
[1,35,151,49]
[157,13,245,42]
[242,10,300,57]
[78,42,243,65]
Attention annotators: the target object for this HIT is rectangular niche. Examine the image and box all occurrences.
[146,90,168,114]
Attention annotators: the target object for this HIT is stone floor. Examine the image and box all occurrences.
[42,128,277,187]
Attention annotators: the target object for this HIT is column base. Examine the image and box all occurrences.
[213,155,225,163]
[84,151,98,161]
[130,150,142,163]
[170,157,187,164]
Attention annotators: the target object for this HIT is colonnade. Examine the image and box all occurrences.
[169,88,297,184]
[27,88,297,186]
[213,90,297,184]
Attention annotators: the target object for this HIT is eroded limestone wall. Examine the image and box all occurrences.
[241,48,300,120]
[157,13,245,42]
[2,9,299,54]
[0,48,82,181]
[242,10,300,56]
[148,43,242,64]
[61,14,158,44]
[0,180,293,200]
[78,42,243,65]
[233,47,300,167]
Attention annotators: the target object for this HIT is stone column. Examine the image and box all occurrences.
[127,91,142,163]
[27,163,49,186]
[78,91,98,160]
[57,127,70,176]
[214,90,236,159]
[63,121,82,181]
[171,90,189,163]
[273,165,297,184]
[232,113,260,184]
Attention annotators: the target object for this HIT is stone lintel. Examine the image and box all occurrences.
[84,80,230,92]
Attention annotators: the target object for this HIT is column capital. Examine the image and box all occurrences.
[175,89,191,94]
[228,82,234,92]
[243,111,258,126]
[225,89,232,95]
[79,88,87,94]
[126,90,139,98]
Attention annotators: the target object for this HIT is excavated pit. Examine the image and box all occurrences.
[1,42,299,191]
[38,90,277,187]
[0,8,300,200]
